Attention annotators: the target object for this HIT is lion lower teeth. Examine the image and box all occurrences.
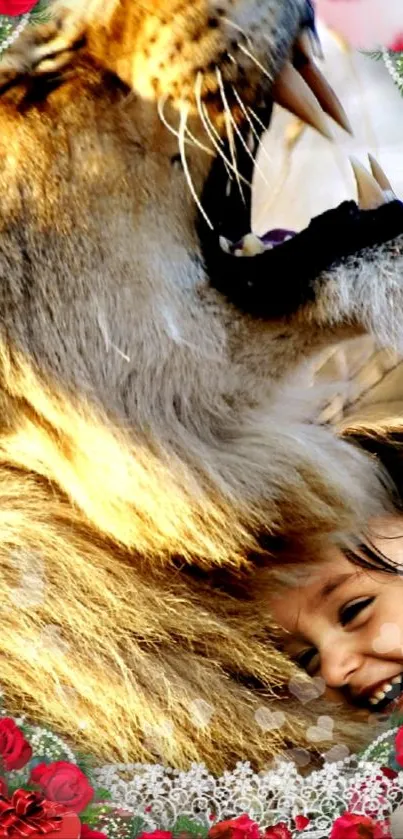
[368,153,396,198]
[349,155,398,212]
[350,157,387,211]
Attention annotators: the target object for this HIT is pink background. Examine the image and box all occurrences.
[315,0,403,49]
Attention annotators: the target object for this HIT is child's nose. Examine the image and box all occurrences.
[319,641,362,689]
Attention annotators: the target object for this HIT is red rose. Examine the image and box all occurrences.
[0,718,32,771]
[209,815,260,839]
[29,761,94,814]
[138,833,172,839]
[390,35,403,52]
[395,726,403,767]
[263,824,292,839]
[379,767,397,781]
[0,0,38,14]
[294,815,310,831]
[0,778,8,798]
[80,825,109,839]
[330,813,391,839]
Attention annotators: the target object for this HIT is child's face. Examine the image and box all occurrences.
[269,516,403,713]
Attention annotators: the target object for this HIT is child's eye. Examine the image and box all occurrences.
[339,597,375,627]
[295,648,320,675]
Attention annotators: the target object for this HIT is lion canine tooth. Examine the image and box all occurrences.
[272,61,333,140]
[368,154,396,202]
[350,157,386,210]
[383,189,398,203]
[297,58,353,135]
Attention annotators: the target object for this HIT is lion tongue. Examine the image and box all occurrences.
[260,229,295,247]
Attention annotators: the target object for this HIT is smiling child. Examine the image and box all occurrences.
[268,422,403,716]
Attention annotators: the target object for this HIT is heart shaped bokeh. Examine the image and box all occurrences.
[315,0,403,50]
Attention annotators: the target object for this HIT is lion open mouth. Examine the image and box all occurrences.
[220,147,398,257]
[198,3,402,284]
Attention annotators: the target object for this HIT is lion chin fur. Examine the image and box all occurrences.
[0,0,400,772]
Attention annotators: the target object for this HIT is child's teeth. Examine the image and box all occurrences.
[368,676,403,707]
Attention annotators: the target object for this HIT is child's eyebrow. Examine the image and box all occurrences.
[311,570,358,608]
[273,571,360,649]
[281,572,360,653]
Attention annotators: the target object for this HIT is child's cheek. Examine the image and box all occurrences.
[314,0,403,51]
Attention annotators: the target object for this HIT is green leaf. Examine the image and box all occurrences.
[361,50,384,62]
[80,803,112,820]
[125,815,146,839]
[29,0,51,24]
[172,815,209,838]
[95,787,113,801]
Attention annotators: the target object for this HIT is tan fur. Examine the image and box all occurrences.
[0,0,400,770]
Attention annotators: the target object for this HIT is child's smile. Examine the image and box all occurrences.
[269,516,403,714]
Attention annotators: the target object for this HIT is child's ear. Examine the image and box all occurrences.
[0,6,86,90]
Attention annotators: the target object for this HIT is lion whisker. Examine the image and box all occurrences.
[178,101,214,230]
[220,16,254,50]
[247,105,269,133]
[197,88,225,148]
[158,94,193,145]
[185,126,215,156]
[157,95,214,157]
[215,67,245,202]
[194,73,235,181]
[231,85,272,166]
[220,86,269,185]
[238,43,273,82]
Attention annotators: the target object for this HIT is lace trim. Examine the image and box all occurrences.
[91,729,403,838]
[2,704,403,837]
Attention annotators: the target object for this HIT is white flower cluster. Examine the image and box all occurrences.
[382,49,403,94]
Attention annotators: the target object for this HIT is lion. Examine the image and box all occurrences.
[0,0,402,773]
